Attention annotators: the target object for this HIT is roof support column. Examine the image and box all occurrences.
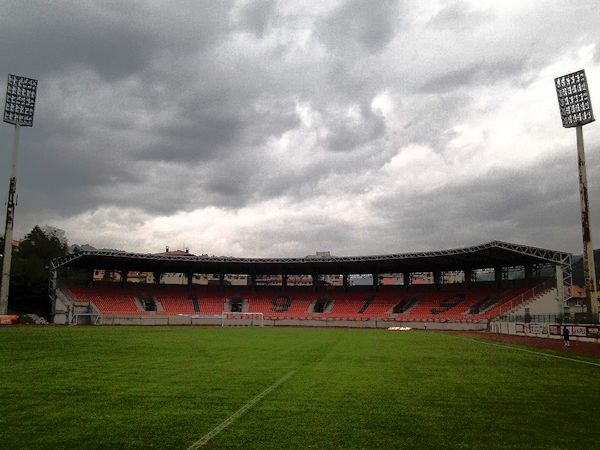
[433,271,441,290]
[187,272,193,287]
[49,269,58,323]
[494,267,502,289]
[464,268,472,289]
[219,274,225,290]
[282,274,287,291]
[249,274,256,291]
[524,264,533,287]
[343,274,348,291]
[153,271,161,287]
[88,269,94,286]
[403,272,411,290]
[312,274,319,291]
[372,273,379,291]
[555,264,566,319]
[120,270,127,288]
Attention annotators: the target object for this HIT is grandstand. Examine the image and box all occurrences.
[50,241,571,328]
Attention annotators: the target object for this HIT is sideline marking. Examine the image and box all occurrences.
[458,335,600,367]
[187,370,295,449]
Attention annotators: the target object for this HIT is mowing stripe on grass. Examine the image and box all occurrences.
[459,336,600,367]
[187,370,295,449]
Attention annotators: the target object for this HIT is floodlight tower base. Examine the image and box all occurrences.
[576,125,599,320]
[0,124,20,315]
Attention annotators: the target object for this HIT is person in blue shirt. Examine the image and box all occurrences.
[562,325,570,347]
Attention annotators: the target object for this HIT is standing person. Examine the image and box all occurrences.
[562,325,570,347]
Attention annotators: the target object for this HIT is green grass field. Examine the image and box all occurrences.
[1,326,599,449]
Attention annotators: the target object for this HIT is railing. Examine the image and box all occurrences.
[495,314,562,323]
[483,280,555,320]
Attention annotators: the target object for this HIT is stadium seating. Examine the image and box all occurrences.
[63,283,536,322]
[66,285,145,314]
[154,291,195,314]
[197,294,228,314]
[246,290,314,319]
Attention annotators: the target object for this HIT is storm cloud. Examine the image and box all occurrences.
[1,0,600,257]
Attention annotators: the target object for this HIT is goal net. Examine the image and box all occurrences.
[221,312,264,327]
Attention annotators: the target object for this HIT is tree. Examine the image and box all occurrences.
[5,225,69,318]
[572,250,600,287]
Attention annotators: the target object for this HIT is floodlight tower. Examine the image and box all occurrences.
[554,69,598,320]
[0,74,38,315]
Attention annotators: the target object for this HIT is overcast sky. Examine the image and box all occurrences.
[2,0,600,257]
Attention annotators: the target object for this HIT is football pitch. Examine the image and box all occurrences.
[1,326,599,449]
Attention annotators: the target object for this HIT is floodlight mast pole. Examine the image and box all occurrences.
[555,69,598,321]
[576,125,599,318]
[0,124,20,315]
[0,74,37,316]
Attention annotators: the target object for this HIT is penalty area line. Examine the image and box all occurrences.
[187,370,295,449]
[457,335,600,367]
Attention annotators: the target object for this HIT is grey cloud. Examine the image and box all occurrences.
[369,154,588,254]
[428,2,488,29]
[400,92,471,151]
[419,58,527,94]
[2,0,600,256]
[316,0,400,55]
[193,139,386,212]
[234,0,277,38]
[1,2,156,81]
[8,142,138,219]
[139,96,300,163]
[324,107,386,152]
[141,116,247,162]
[0,1,235,81]
[240,217,357,258]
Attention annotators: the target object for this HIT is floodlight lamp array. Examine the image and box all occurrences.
[555,70,594,128]
[3,74,38,127]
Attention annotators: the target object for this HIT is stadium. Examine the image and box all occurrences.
[50,240,571,328]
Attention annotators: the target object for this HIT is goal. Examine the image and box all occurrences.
[221,312,264,327]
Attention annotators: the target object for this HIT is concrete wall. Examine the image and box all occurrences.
[86,315,487,330]
[266,319,486,330]
[491,321,600,343]
[52,289,71,325]
[510,288,562,316]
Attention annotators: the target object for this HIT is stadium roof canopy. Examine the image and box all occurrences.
[51,241,571,276]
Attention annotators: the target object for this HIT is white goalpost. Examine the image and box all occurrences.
[221,312,264,327]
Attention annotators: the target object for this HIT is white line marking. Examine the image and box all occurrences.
[458,336,600,367]
[187,370,295,449]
